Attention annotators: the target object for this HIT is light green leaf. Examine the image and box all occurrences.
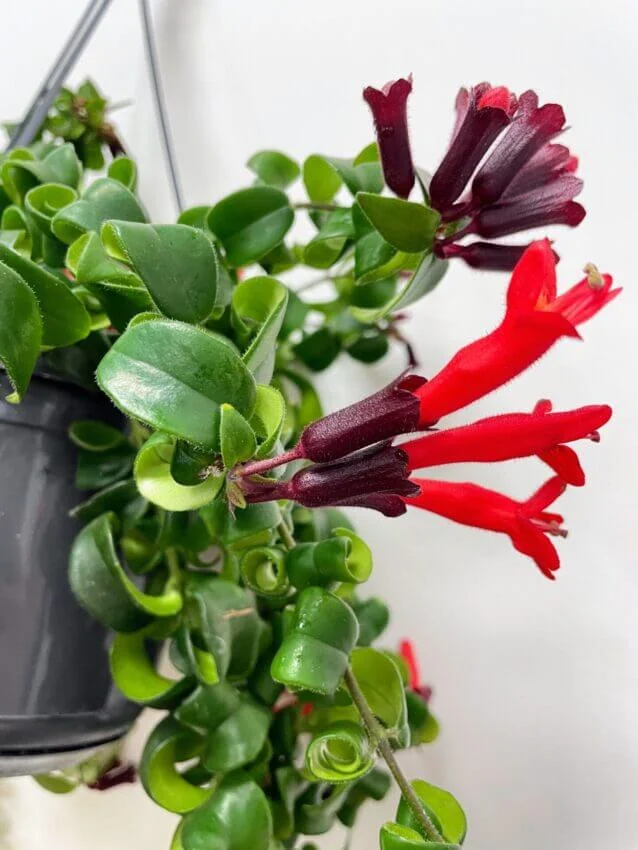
[107,156,138,190]
[247,150,300,189]
[250,384,286,459]
[1,143,81,203]
[350,647,409,745]
[96,319,256,450]
[51,177,146,244]
[396,780,467,845]
[304,209,354,269]
[220,404,257,468]
[305,720,374,783]
[231,276,289,383]
[110,629,193,708]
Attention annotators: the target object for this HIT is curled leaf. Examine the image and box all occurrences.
[305,720,374,783]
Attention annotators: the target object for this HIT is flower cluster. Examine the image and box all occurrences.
[239,240,618,578]
[363,77,585,270]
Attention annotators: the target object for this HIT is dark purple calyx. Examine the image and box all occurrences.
[297,373,425,464]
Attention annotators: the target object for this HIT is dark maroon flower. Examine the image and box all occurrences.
[244,442,419,517]
[88,759,137,791]
[297,373,425,463]
[363,77,415,198]
[431,85,585,271]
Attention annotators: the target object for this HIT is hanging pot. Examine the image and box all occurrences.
[0,371,140,777]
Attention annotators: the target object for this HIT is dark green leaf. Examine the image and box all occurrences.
[357,193,440,253]
[0,261,41,401]
[294,327,341,371]
[51,178,146,244]
[352,253,448,322]
[68,419,125,451]
[208,187,293,267]
[96,319,256,449]
[201,696,271,773]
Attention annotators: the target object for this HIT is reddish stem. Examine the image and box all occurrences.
[237,444,304,478]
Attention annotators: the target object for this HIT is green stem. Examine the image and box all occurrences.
[294,201,342,212]
[165,547,182,590]
[277,520,296,551]
[344,667,445,844]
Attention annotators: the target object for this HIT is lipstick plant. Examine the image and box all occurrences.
[0,76,617,849]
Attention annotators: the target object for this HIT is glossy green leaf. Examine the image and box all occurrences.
[201,696,271,773]
[352,597,390,646]
[287,528,372,590]
[350,647,409,745]
[175,682,241,733]
[96,319,256,449]
[140,716,212,814]
[0,261,41,401]
[177,205,211,229]
[107,156,138,190]
[1,144,81,203]
[406,691,440,745]
[170,441,216,486]
[220,404,257,468]
[68,419,125,452]
[351,253,448,322]
[295,783,351,835]
[305,720,374,783]
[0,242,90,347]
[70,479,146,525]
[171,624,220,686]
[51,178,146,244]
[271,587,359,695]
[240,546,288,597]
[294,326,341,372]
[68,512,183,632]
[110,629,193,708]
[135,432,224,511]
[357,193,440,253]
[24,182,78,236]
[380,822,454,850]
[231,276,289,383]
[102,221,217,324]
[347,329,389,363]
[304,209,354,269]
[337,767,391,828]
[396,780,467,845]
[181,772,273,850]
[303,154,383,202]
[247,150,300,189]
[250,385,286,459]
[208,187,294,267]
[75,443,135,490]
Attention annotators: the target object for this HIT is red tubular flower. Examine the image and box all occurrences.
[405,475,568,579]
[363,77,415,199]
[431,86,585,270]
[402,400,612,486]
[416,240,620,425]
[399,640,432,703]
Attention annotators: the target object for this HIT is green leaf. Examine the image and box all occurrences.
[96,319,256,450]
[351,253,449,323]
[231,276,289,383]
[0,261,41,401]
[68,419,125,452]
[220,404,257,468]
[107,156,138,190]
[68,512,183,632]
[101,222,217,324]
[294,327,341,372]
[350,647,408,745]
[353,142,380,165]
[240,546,288,597]
[208,187,294,267]
[24,182,78,236]
[135,432,224,511]
[70,478,146,525]
[1,144,81,203]
[305,720,374,783]
[181,772,273,850]
[201,501,281,552]
[110,629,193,708]
[75,443,135,489]
[295,783,351,835]
[337,767,391,828]
[357,193,440,253]
[51,177,146,244]
[303,209,354,269]
[303,154,383,202]
[201,696,271,773]
[352,597,390,646]
[0,242,90,347]
[287,528,372,589]
[175,682,240,733]
[250,384,286,459]
[396,780,467,845]
[271,587,359,695]
[140,717,212,814]
[247,150,300,189]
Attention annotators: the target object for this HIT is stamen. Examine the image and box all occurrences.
[588,430,601,443]
[533,519,569,538]
[583,262,604,290]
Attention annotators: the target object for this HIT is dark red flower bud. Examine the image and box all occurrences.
[88,760,137,791]
[245,442,419,517]
[297,373,425,463]
[430,83,517,215]
[363,77,415,198]
[434,240,530,271]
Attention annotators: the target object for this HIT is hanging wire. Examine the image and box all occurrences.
[138,0,185,213]
[5,0,114,151]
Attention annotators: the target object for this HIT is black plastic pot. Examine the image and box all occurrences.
[0,372,139,777]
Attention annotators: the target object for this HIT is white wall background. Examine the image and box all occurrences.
[1,1,637,849]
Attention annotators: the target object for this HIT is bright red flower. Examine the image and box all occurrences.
[402,400,611,486]
[405,475,568,579]
[363,76,415,199]
[431,86,585,270]
[399,640,432,703]
[416,240,620,425]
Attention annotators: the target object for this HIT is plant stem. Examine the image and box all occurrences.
[166,547,182,589]
[277,520,296,551]
[238,445,303,478]
[344,667,444,844]
[294,201,342,212]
